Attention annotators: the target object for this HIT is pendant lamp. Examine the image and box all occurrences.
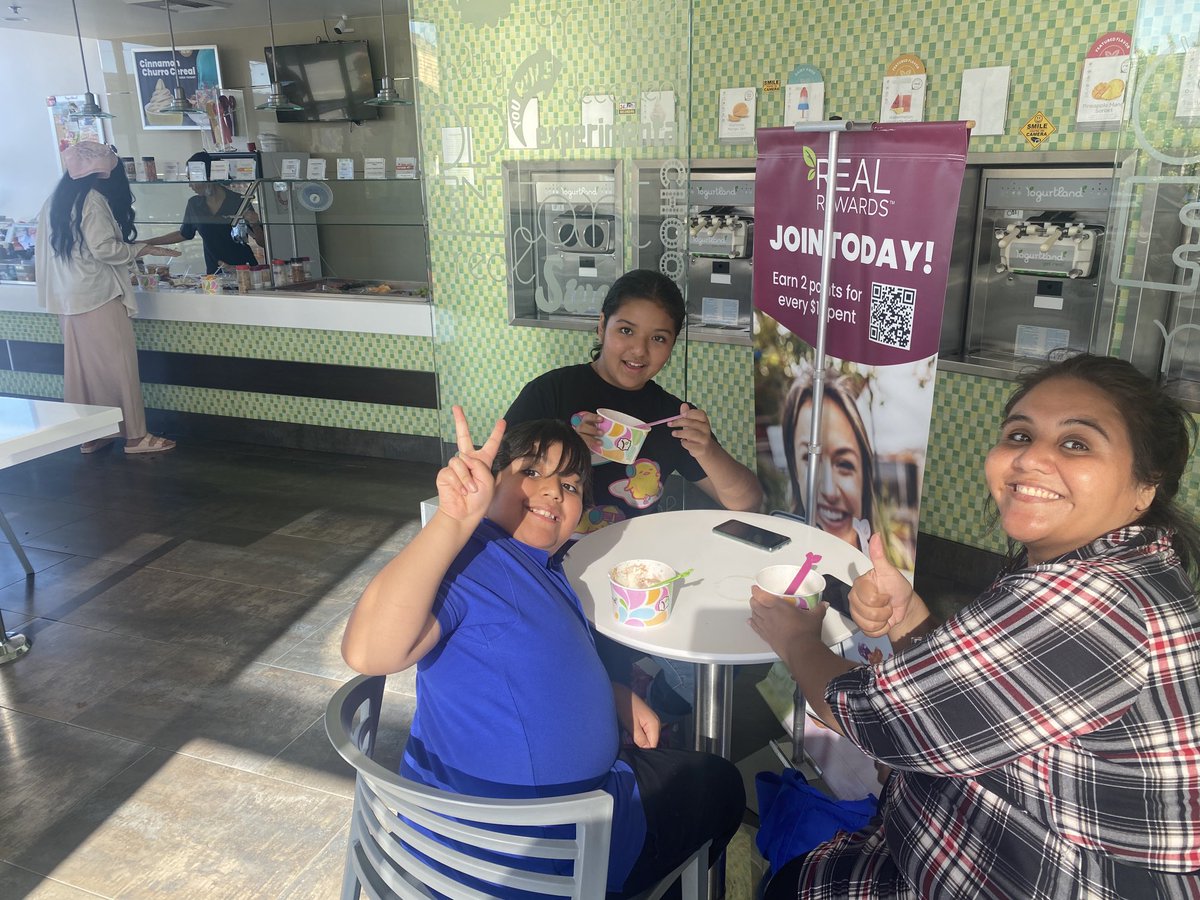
[256,0,302,112]
[363,0,411,106]
[160,0,193,114]
[67,0,113,120]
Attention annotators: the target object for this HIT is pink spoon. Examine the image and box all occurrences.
[641,414,685,428]
[785,552,822,595]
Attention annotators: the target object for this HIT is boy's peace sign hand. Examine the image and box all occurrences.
[435,406,505,525]
[848,533,913,637]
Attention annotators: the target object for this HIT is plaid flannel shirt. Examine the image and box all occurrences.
[797,526,1200,900]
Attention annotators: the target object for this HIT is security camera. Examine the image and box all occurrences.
[333,15,354,35]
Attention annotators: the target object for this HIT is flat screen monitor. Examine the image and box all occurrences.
[264,40,379,123]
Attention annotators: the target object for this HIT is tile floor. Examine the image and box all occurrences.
[0,439,780,899]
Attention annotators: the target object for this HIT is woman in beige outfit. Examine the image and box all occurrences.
[35,142,178,454]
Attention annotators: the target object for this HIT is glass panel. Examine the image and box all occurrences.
[410,0,693,479]
[1109,6,1200,407]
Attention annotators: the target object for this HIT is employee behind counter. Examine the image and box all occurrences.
[141,151,264,274]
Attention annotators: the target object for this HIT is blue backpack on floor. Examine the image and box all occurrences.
[754,768,878,874]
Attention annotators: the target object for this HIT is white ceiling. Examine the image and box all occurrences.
[0,0,393,40]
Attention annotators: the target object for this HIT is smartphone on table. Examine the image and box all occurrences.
[712,519,791,551]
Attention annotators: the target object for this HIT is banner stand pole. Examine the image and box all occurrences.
[787,119,863,769]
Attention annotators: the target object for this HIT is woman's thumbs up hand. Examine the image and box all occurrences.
[849,533,914,638]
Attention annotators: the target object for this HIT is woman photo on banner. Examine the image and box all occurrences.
[756,317,927,576]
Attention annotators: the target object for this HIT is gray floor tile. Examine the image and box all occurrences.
[0,543,73,590]
[259,690,415,799]
[263,606,359,680]
[6,749,351,899]
[0,707,152,860]
[275,824,350,900]
[23,509,189,566]
[146,528,370,595]
[0,620,184,725]
[60,566,320,661]
[0,555,139,624]
[71,655,345,774]
[274,504,420,548]
[0,862,108,899]
[0,492,95,540]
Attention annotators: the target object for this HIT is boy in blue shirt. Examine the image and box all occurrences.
[342,407,744,896]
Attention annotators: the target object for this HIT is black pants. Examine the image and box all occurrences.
[607,747,746,899]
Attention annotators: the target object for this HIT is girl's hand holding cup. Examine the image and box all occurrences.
[569,410,603,451]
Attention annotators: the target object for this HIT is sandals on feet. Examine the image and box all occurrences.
[80,437,116,454]
[124,434,176,455]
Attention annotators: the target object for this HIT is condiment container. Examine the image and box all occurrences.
[235,264,252,293]
[271,259,288,286]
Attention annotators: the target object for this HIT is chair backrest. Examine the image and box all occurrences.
[325,674,615,899]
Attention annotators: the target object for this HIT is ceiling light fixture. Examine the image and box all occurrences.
[3,5,29,22]
[161,0,194,114]
[67,0,113,120]
[256,0,302,111]
[363,0,411,106]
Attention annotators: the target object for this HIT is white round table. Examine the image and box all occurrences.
[562,509,872,757]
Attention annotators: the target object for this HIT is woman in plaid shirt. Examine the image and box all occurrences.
[753,355,1200,900]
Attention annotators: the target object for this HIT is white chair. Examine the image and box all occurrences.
[326,674,709,899]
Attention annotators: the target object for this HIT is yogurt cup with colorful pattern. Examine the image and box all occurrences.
[610,558,677,627]
[594,408,650,465]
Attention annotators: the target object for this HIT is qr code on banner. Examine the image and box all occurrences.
[869,282,916,350]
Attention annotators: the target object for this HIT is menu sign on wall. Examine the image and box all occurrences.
[1075,31,1131,130]
[132,46,221,130]
[879,54,926,123]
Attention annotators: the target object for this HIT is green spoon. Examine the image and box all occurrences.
[646,568,693,590]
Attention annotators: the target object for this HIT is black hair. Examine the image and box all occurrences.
[589,269,686,362]
[492,418,594,508]
[49,164,138,260]
[1002,354,1200,574]
[92,163,137,243]
[187,150,212,180]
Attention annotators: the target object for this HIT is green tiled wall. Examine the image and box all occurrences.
[0,311,438,437]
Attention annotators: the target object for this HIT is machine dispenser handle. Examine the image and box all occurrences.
[1039,227,1062,253]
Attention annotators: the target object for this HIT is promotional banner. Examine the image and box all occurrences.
[132,46,221,130]
[753,122,969,577]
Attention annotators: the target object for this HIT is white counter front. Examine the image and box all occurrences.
[0,282,434,338]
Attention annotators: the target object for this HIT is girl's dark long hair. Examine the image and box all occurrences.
[48,168,137,260]
[1001,354,1200,575]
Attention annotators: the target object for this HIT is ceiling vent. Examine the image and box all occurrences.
[122,0,229,12]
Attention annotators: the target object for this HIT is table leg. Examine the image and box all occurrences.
[0,507,33,576]
[790,683,807,766]
[693,662,733,757]
[0,607,30,666]
[694,663,733,899]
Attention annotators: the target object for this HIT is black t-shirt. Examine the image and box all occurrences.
[505,363,707,532]
[180,188,257,274]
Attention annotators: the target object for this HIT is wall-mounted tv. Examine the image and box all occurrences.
[264,40,379,123]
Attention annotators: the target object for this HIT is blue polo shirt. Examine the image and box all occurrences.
[401,518,646,892]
